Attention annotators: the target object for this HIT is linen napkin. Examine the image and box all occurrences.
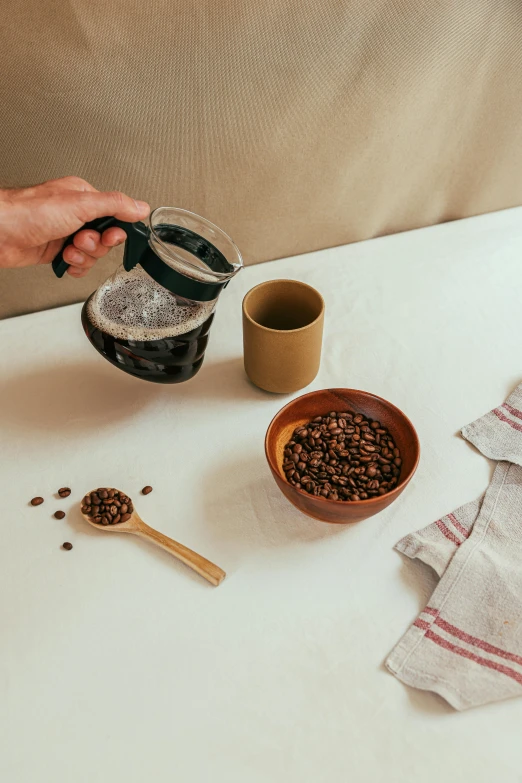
[387,383,522,709]
[395,494,483,577]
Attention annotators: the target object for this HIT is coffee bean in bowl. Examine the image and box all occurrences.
[81,488,134,526]
[265,388,420,524]
[283,411,401,502]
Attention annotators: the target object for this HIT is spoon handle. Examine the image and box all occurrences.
[134,522,226,586]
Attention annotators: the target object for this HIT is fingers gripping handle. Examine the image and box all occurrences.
[51,217,148,278]
[52,216,116,278]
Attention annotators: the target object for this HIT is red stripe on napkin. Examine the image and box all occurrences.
[434,616,522,667]
[492,407,522,434]
[435,519,461,545]
[447,514,469,539]
[503,403,522,421]
[425,630,522,687]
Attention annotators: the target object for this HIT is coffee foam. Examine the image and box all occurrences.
[86,265,215,341]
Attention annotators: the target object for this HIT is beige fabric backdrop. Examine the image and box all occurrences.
[1,0,522,318]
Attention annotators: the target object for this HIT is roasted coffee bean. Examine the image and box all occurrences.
[58,487,71,498]
[283,412,401,502]
[30,496,45,507]
[62,542,73,551]
[54,511,66,520]
[142,485,153,495]
[80,488,134,525]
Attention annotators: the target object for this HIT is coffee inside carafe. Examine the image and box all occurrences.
[82,266,217,383]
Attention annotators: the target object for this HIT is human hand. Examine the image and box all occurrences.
[0,176,150,277]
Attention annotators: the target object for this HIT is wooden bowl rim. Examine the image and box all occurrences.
[265,387,420,508]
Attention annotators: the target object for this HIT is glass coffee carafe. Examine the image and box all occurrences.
[52,208,243,383]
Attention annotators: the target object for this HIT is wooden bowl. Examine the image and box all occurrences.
[265,388,420,523]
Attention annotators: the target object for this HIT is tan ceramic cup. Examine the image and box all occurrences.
[242,279,325,393]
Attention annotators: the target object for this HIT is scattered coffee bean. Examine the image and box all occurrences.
[54,510,66,520]
[62,542,73,551]
[282,411,402,502]
[30,497,44,506]
[142,486,153,495]
[58,487,71,498]
[82,488,133,525]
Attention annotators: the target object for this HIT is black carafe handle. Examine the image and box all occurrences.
[51,217,149,278]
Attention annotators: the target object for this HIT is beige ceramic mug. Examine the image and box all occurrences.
[242,279,325,393]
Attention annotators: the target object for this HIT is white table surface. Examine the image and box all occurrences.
[2,207,522,782]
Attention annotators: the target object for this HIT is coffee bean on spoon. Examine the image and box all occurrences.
[81,488,134,525]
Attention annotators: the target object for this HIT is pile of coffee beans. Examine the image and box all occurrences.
[81,488,134,525]
[282,411,402,502]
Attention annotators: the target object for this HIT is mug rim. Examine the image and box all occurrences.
[242,279,325,334]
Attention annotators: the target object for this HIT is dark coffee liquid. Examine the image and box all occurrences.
[81,298,214,384]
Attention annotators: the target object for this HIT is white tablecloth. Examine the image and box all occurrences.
[1,208,522,782]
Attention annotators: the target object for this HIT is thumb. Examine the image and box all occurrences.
[68,190,150,225]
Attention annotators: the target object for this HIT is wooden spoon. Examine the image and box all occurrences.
[81,497,225,587]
